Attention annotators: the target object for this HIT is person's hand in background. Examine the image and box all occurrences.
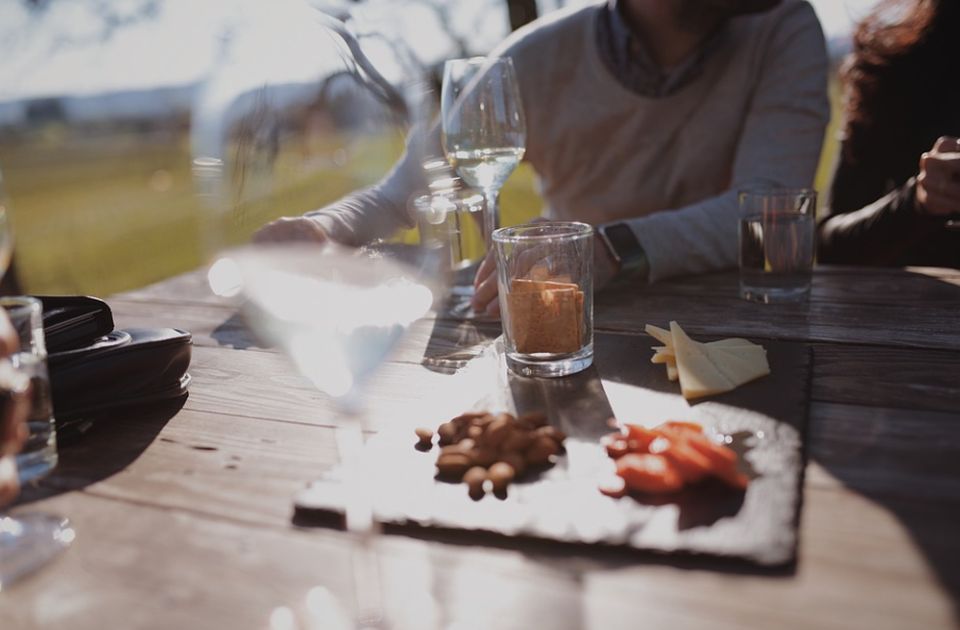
[252,216,330,244]
[0,311,29,507]
[917,136,960,216]
[470,221,621,317]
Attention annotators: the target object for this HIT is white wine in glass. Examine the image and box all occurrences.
[441,57,526,243]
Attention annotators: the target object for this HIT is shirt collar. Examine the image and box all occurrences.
[601,0,724,97]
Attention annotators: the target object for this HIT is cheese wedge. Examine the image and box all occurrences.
[669,321,770,400]
[706,346,770,385]
[645,324,673,347]
[654,337,757,359]
[670,321,735,399]
[666,361,679,382]
[646,321,770,399]
[651,351,672,365]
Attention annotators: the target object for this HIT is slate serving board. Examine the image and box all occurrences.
[295,331,811,566]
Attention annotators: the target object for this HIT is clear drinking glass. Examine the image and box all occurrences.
[493,222,593,378]
[441,57,526,244]
[415,183,487,316]
[1,297,57,483]
[0,179,73,590]
[738,188,817,303]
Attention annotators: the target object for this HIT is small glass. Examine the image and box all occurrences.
[1,297,58,483]
[738,188,817,303]
[493,222,593,377]
[415,186,487,316]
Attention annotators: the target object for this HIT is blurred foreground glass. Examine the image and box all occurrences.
[738,189,816,303]
[441,57,526,243]
[494,222,593,378]
[1,297,57,484]
[191,6,442,626]
[415,180,487,317]
[0,307,73,590]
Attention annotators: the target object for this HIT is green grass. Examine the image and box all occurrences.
[1,79,841,296]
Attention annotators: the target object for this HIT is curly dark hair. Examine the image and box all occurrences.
[841,0,959,165]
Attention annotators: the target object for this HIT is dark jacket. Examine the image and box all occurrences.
[817,5,960,269]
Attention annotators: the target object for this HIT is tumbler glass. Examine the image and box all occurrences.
[738,188,816,303]
[493,222,593,377]
[1,297,58,483]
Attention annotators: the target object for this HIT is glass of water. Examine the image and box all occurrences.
[738,189,817,303]
[0,297,57,483]
[415,184,487,317]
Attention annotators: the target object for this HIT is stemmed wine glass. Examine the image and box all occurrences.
[192,5,443,626]
[441,57,527,246]
[0,167,75,590]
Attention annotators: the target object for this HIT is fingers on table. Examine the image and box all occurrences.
[474,249,496,289]
[472,267,500,315]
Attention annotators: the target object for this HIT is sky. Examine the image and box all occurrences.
[0,0,883,107]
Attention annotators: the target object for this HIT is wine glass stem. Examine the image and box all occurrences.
[483,187,501,246]
[334,420,387,628]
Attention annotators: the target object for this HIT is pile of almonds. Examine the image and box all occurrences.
[415,410,566,499]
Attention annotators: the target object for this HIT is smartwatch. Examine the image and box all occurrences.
[597,222,650,282]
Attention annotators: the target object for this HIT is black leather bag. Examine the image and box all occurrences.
[36,296,192,441]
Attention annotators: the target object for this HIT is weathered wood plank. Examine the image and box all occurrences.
[597,290,960,350]
[805,402,960,504]
[639,267,960,307]
[811,344,960,413]
[7,486,956,630]
[30,405,339,528]
[7,493,583,630]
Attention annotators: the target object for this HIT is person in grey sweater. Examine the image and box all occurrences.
[256,0,830,315]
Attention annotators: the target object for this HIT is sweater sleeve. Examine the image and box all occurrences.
[304,123,439,246]
[625,1,830,282]
[817,177,950,265]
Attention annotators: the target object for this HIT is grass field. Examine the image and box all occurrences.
[0,83,839,297]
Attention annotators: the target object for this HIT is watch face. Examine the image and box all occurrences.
[603,223,641,260]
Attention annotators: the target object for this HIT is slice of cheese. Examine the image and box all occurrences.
[706,345,770,385]
[665,361,679,382]
[654,337,758,360]
[651,351,672,365]
[645,324,673,347]
[669,321,735,399]
[646,321,770,399]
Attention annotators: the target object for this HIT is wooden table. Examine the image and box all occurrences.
[7,266,960,629]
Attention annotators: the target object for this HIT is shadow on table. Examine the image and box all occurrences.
[810,268,960,618]
[419,317,500,374]
[15,396,186,505]
[211,312,261,350]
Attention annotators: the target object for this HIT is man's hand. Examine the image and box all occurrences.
[471,249,500,317]
[253,216,330,244]
[0,311,28,508]
[470,228,621,317]
[917,136,960,217]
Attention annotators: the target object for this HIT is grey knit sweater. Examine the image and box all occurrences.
[308,0,829,282]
